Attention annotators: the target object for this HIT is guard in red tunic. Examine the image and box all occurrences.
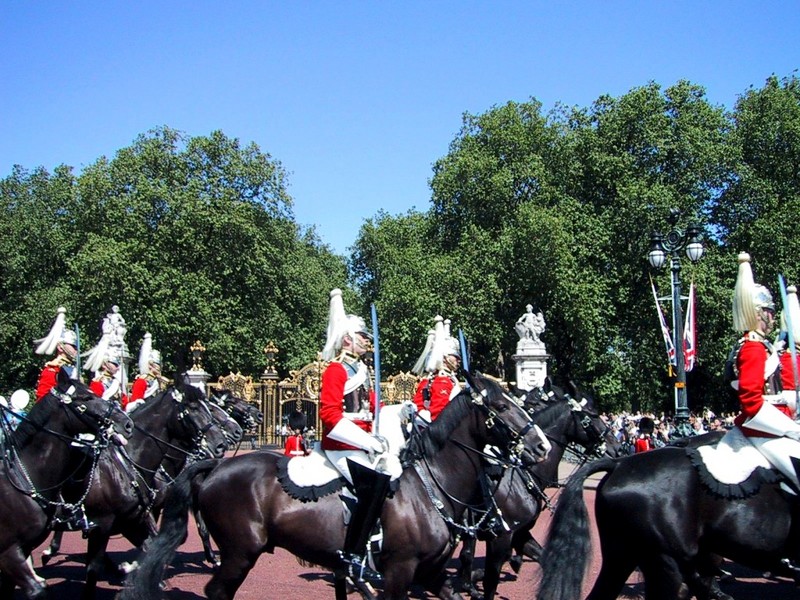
[729,253,800,491]
[283,410,309,457]
[413,316,462,422]
[34,307,79,401]
[634,417,655,453]
[127,332,166,413]
[318,288,393,581]
[89,350,128,406]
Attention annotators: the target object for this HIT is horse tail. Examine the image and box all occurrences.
[537,457,616,600]
[119,458,221,600]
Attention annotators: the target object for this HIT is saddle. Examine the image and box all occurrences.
[276,444,347,502]
[687,427,782,499]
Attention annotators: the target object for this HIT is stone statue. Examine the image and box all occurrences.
[515,304,546,346]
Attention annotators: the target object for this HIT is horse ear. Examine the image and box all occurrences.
[568,380,580,398]
[464,370,480,390]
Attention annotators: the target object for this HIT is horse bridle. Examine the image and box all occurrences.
[176,395,220,460]
[4,385,126,508]
[473,387,549,463]
[565,397,611,459]
[410,384,548,538]
[50,384,127,435]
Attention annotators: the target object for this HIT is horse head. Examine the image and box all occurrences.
[207,400,244,446]
[212,389,263,431]
[45,367,134,443]
[564,380,621,458]
[465,372,551,467]
[168,381,228,459]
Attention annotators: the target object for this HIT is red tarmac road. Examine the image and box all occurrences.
[24,460,796,599]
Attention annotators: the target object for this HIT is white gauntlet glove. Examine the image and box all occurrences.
[399,400,418,422]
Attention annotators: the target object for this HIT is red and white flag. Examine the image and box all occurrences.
[651,277,676,367]
[683,281,697,372]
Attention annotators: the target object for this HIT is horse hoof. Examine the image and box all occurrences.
[510,555,523,573]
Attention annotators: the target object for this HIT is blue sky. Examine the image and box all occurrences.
[2,2,798,255]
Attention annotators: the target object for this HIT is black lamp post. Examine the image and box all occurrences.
[648,209,704,438]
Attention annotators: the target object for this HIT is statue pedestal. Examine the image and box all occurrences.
[185,369,211,394]
[513,342,549,391]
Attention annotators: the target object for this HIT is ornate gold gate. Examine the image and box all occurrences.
[210,344,420,448]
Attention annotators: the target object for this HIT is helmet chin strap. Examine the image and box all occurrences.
[756,308,775,335]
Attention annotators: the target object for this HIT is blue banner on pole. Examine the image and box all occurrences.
[370,303,381,431]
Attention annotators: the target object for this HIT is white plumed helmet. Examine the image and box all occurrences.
[425,315,460,372]
[781,285,800,343]
[34,307,77,355]
[412,327,436,375]
[321,289,370,361]
[138,332,162,374]
[732,252,775,332]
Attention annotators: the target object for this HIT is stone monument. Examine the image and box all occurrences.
[185,340,211,393]
[512,304,549,391]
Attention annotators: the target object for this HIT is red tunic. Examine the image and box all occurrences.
[35,365,60,401]
[734,337,786,436]
[780,350,800,392]
[634,435,654,453]
[284,434,307,457]
[35,360,76,401]
[89,376,128,406]
[413,373,457,421]
[319,360,376,451]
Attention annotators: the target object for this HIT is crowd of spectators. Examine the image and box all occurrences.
[602,409,736,454]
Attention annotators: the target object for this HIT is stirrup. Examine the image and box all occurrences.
[780,557,800,581]
[337,550,383,583]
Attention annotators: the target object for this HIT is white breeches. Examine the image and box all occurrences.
[325,448,401,484]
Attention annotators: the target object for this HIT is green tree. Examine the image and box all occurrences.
[0,128,348,392]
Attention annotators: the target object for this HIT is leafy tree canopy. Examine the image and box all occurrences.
[0,128,347,392]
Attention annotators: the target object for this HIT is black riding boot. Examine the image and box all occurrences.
[338,459,391,582]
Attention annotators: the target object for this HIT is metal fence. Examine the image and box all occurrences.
[208,360,420,448]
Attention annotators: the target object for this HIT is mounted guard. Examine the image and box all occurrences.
[412,316,462,423]
[34,306,79,401]
[729,252,800,492]
[318,288,397,581]
[127,332,167,413]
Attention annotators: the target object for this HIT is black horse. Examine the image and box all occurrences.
[538,437,800,600]
[457,381,621,600]
[210,389,263,436]
[196,391,264,566]
[0,368,133,599]
[120,373,550,600]
[40,382,227,600]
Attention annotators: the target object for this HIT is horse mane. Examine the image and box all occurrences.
[529,399,565,431]
[401,392,473,461]
[10,392,63,447]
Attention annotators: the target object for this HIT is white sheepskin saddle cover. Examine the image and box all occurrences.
[696,427,771,484]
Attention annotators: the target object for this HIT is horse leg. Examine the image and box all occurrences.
[482,535,514,600]
[585,552,638,600]
[204,552,258,600]
[381,558,420,600]
[0,548,47,600]
[638,555,687,600]
[512,528,543,565]
[82,529,112,600]
[455,537,481,598]
[195,507,220,567]
[40,530,63,566]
